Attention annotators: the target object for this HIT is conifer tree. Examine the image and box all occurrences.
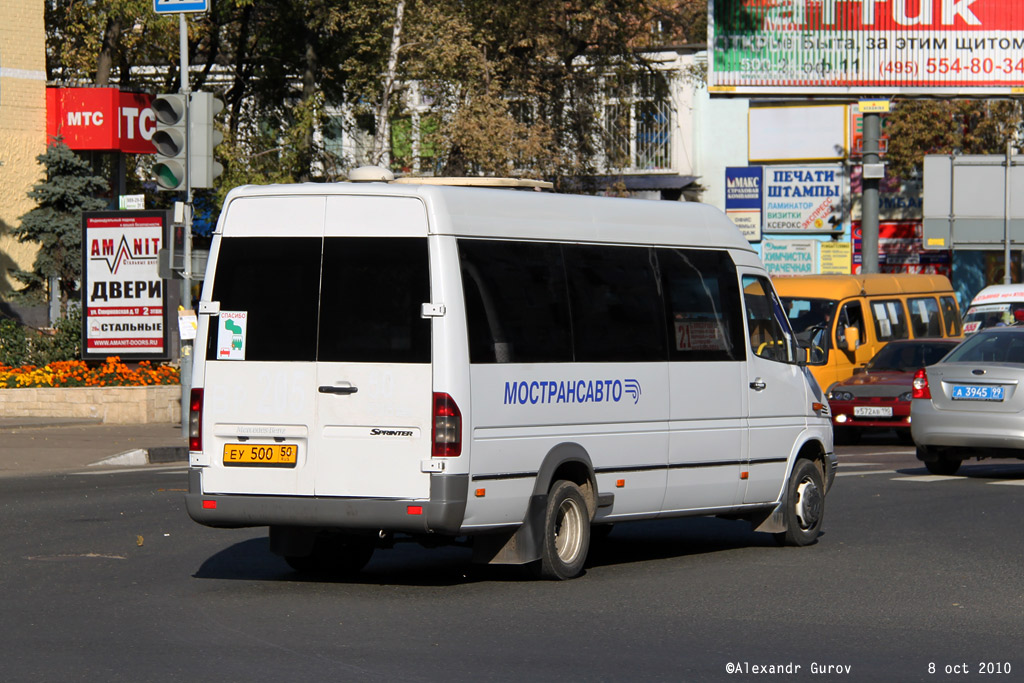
[13,140,109,313]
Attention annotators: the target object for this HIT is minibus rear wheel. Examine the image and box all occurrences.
[535,480,590,580]
[774,459,825,547]
[285,533,376,576]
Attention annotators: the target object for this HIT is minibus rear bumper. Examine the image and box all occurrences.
[185,467,468,535]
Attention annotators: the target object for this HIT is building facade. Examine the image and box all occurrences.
[0,0,46,299]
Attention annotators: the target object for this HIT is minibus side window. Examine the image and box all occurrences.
[206,237,322,362]
[318,237,430,363]
[871,299,909,341]
[836,302,866,351]
[742,275,798,363]
[458,240,572,363]
[564,245,666,362]
[908,296,942,338]
[939,295,962,336]
[658,248,744,362]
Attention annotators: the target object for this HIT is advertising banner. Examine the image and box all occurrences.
[82,211,168,360]
[725,166,764,241]
[763,165,844,232]
[709,0,1024,95]
[762,239,818,275]
[852,221,951,275]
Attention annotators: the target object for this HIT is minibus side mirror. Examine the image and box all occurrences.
[842,326,860,352]
[797,346,810,367]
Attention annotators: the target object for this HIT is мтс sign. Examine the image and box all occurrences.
[709,0,1024,95]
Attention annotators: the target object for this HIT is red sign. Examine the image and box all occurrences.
[851,221,951,276]
[46,88,156,153]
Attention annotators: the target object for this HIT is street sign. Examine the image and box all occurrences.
[154,0,208,14]
[923,155,1024,250]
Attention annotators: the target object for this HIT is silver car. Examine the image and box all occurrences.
[911,326,1024,475]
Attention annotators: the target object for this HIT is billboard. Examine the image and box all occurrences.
[709,0,1024,95]
[82,211,169,360]
[748,104,847,161]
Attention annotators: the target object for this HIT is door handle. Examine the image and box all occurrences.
[749,379,767,391]
[318,385,358,395]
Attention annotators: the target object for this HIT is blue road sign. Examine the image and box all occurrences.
[154,0,208,13]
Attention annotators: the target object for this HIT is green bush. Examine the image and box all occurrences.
[0,318,31,367]
[0,307,81,367]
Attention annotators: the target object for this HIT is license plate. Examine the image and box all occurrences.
[854,406,893,417]
[951,385,1005,401]
[223,443,298,467]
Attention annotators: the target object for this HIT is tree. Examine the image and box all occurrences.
[13,141,109,313]
[885,99,1022,180]
[43,0,693,190]
[395,0,678,181]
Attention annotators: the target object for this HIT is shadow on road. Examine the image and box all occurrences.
[192,516,793,585]
[896,462,1024,479]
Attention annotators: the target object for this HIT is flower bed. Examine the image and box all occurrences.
[0,356,179,388]
[0,357,181,424]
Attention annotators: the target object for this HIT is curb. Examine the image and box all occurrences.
[0,417,104,429]
[89,446,189,468]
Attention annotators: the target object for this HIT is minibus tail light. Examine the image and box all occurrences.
[912,369,931,400]
[432,392,462,457]
[189,388,204,451]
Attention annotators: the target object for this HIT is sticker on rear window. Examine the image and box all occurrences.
[217,311,248,360]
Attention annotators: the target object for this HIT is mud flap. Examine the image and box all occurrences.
[472,494,547,565]
[751,502,787,534]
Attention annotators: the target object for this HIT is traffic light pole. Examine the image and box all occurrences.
[179,11,193,438]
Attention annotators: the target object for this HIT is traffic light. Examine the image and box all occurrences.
[189,91,224,188]
[151,93,188,191]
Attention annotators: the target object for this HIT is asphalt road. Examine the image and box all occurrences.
[0,439,1021,682]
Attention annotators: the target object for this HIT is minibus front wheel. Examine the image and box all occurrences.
[774,459,825,547]
[535,480,590,580]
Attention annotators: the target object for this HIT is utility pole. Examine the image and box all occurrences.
[178,11,194,439]
[152,0,208,437]
[860,111,881,274]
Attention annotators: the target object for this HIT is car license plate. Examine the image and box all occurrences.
[854,406,893,417]
[951,385,1005,401]
[223,443,298,467]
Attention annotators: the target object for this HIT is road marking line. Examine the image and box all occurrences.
[988,480,1024,486]
[837,450,914,458]
[836,462,874,467]
[836,469,897,477]
[894,475,963,482]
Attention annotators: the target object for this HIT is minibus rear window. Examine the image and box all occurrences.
[318,237,430,363]
[207,237,322,362]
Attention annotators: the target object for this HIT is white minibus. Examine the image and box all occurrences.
[186,175,835,579]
